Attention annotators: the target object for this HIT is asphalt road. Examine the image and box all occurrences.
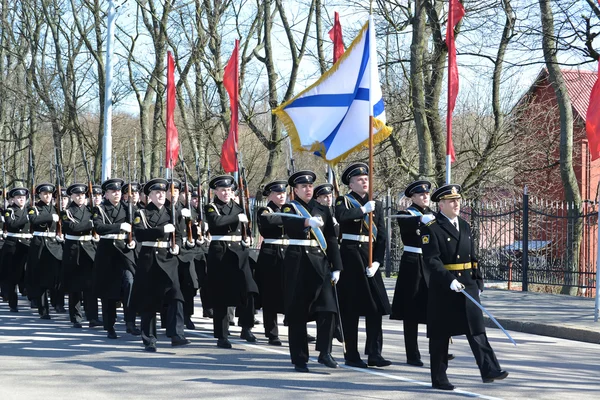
[1,298,599,400]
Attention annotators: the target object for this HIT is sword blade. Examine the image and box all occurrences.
[460,289,517,346]
[270,212,304,219]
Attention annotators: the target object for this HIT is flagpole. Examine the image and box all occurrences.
[368,8,374,271]
[102,0,116,181]
[445,0,454,185]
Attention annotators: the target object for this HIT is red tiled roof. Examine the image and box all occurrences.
[561,69,597,119]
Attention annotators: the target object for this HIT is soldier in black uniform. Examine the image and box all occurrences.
[93,178,139,339]
[26,183,63,319]
[0,188,32,312]
[190,189,212,319]
[50,187,69,313]
[282,170,343,373]
[130,178,190,352]
[422,184,508,390]
[204,175,258,348]
[61,184,100,328]
[255,180,288,346]
[91,185,103,208]
[335,163,392,368]
[390,180,434,367]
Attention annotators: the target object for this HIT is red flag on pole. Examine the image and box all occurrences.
[446,0,465,163]
[165,51,179,168]
[328,11,345,63]
[586,61,600,161]
[220,40,239,173]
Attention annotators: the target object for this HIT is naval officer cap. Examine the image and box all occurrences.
[314,183,334,198]
[101,178,124,192]
[341,162,369,185]
[288,170,316,187]
[122,182,141,194]
[8,187,29,198]
[36,183,56,195]
[431,184,462,202]
[55,187,68,198]
[209,175,235,190]
[404,180,433,198]
[91,185,102,195]
[262,180,288,197]
[67,183,87,196]
[144,178,169,196]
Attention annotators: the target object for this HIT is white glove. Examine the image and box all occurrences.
[478,290,482,296]
[181,208,191,218]
[120,222,132,232]
[238,214,248,223]
[360,201,376,214]
[56,234,65,243]
[421,214,435,224]
[185,240,195,248]
[366,261,380,278]
[331,270,341,284]
[1,232,5,240]
[163,223,175,233]
[52,214,59,222]
[203,222,209,232]
[242,238,251,248]
[308,216,324,229]
[169,244,180,255]
[450,279,464,292]
[127,240,136,250]
[92,235,100,243]
[196,238,205,246]
[332,216,339,226]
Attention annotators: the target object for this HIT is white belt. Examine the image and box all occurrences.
[288,239,319,247]
[65,234,93,241]
[99,234,128,240]
[141,241,169,248]
[403,245,422,254]
[33,231,56,238]
[341,234,370,243]
[211,235,242,242]
[263,238,288,245]
[6,232,33,239]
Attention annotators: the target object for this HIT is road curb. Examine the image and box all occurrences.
[484,317,600,345]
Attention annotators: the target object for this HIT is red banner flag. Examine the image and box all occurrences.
[446,0,465,163]
[166,51,179,168]
[220,40,240,173]
[586,61,600,161]
[328,11,345,63]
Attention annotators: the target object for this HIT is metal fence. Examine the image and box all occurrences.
[384,191,599,297]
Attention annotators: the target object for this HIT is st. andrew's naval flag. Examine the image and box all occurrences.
[273,17,392,165]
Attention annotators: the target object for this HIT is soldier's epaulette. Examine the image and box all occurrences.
[425,219,436,227]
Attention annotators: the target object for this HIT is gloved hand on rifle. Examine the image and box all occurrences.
[366,261,380,278]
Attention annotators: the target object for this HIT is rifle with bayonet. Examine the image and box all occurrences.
[236,153,252,244]
[82,146,99,240]
[169,162,177,250]
[54,149,63,237]
[127,148,134,245]
[194,153,204,241]
[29,149,35,233]
[179,155,194,244]
[2,152,6,235]
[287,137,295,201]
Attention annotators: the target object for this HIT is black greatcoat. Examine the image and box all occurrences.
[61,203,96,292]
[92,199,136,299]
[26,201,63,297]
[390,204,431,323]
[335,193,391,316]
[169,199,199,291]
[282,198,343,323]
[204,198,258,308]
[255,201,286,314]
[130,202,184,313]
[0,205,31,285]
[190,207,208,290]
[421,213,485,339]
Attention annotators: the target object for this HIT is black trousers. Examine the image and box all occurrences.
[69,291,98,323]
[38,290,50,316]
[262,308,279,339]
[182,287,197,318]
[288,312,335,365]
[2,283,19,309]
[102,270,136,330]
[430,333,502,385]
[141,299,185,344]
[341,311,383,361]
[213,295,255,338]
[50,287,65,309]
[403,320,421,361]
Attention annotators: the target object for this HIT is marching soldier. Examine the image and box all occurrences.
[0,188,32,312]
[390,180,434,367]
[204,175,258,349]
[314,183,340,238]
[421,184,508,390]
[255,180,288,346]
[335,163,392,368]
[61,184,101,328]
[26,183,63,319]
[130,178,190,352]
[282,170,342,372]
[51,187,68,313]
[91,185,103,207]
[190,189,212,319]
[93,178,139,339]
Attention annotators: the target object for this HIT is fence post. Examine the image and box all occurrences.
[385,188,392,277]
[523,186,529,292]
